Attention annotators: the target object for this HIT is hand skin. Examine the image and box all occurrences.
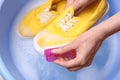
[51,12,120,72]
[66,0,98,15]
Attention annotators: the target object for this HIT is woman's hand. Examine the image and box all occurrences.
[66,0,98,15]
[52,26,104,71]
[51,12,120,72]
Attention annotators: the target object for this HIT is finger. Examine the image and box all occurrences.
[74,0,98,15]
[51,43,75,54]
[53,59,66,67]
[85,42,102,66]
[53,57,79,68]
[85,54,94,67]
[58,57,66,62]
[61,55,69,61]
[66,0,74,9]
[73,0,86,11]
[85,52,97,67]
[74,6,85,16]
[68,66,82,72]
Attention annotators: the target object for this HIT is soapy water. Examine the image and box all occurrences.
[10,0,118,80]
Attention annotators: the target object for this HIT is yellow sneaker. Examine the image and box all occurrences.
[18,0,66,38]
[34,0,108,55]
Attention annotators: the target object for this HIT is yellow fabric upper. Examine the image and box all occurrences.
[18,0,66,37]
[34,0,107,49]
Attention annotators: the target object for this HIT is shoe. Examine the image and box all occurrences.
[18,0,66,38]
[34,0,108,57]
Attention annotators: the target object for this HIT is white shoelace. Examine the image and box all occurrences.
[39,7,54,24]
[58,12,78,32]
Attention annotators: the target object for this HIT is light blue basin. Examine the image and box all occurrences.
[0,0,120,80]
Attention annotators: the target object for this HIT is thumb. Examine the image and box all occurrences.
[51,43,75,54]
[66,0,74,9]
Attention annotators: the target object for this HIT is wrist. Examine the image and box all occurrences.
[91,12,120,41]
[90,26,107,42]
[104,12,120,36]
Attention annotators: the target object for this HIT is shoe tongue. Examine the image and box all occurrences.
[56,6,75,22]
[46,0,60,15]
[43,0,59,15]
[47,0,53,9]
[44,0,54,9]
[47,0,61,9]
